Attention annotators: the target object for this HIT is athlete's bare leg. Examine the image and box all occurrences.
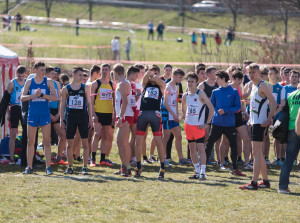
[9,128,18,161]
[26,125,38,169]
[116,121,131,166]
[40,123,52,168]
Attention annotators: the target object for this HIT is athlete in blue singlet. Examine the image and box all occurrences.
[21,62,58,175]
[6,65,26,164]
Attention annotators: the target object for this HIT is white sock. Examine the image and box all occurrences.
[193,162,201,175]
[200,165,206,175]
[132,157,136,162]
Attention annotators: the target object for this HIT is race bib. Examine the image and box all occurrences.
[187,105,199,116]
[31,89,46,102]
[145,87,159,99]
[69,95,83,109]
[99,88,113,100]
[130,96,136,107]
[15,92,21,104]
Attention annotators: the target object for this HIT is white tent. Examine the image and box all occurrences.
[0,45,19,140]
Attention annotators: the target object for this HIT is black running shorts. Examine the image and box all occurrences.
[50,109,60,124]
[251,124,266,142]
[96,112,112,126]
[66,112,89,139]
[10,105,22,128]
[136,110,162,136]
[235,111,246,128]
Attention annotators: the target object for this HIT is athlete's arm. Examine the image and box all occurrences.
[85,85,93,129]
[295,108,300,136]
[200,91,214,125]
[222,90,241,115]
[46,80,58,102]
[163,85,178,121]
[55,81,62,121]
[142,71,153,88]
[59,87,67,129]
[151,75,166,92]
[181,93,187,120]
[21,79,35,102]
[197,82,204,91]
[273,98,285,117]
[6,81,14,94]
[90,81,98,123]
[260,83,277,127]
[116,82,130,127]
[242,81,252,99]
[112,84,116,124]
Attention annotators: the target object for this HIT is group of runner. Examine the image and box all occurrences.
[3,60,299,191]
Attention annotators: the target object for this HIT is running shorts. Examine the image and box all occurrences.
[10,105,22,128]
[136,110,162,136]
[66,112,89,139]
[96,112,113,126]
[251,124,266,142]
[235,111,246,128]
[50,109,60,124]
[116,116,134,127]
[162,120,179,130]
[184,123,205,143]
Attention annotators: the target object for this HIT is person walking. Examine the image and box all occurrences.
[157,21,165,41]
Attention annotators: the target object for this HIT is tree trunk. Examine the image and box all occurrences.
[284,12,288,43]
[5,0,8,14]
[89,2,92,21]
[233,10,237,29]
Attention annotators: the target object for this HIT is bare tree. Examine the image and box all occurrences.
[219,0,243,29]
[86,0,94,21]
[5,0,9,14]
[45,0,53,22]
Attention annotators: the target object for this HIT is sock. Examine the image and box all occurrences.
[193,162,201,175]
[265,157,268,159]
[263,179,269,183]
[77,157,81,162]
[92,152,96,162]
[200,165,206,175]
[281,158,285,162]
[149,154,154,158]
[143,155,147,161]
[251,181,258,185]
[137,161,141,169]
[100,153,106,162]
[160,162,165,170]
[56,156,62,162]
[238,156,242,161]
[132,157,136,162]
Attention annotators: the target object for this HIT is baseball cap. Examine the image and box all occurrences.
[54,67,61,74]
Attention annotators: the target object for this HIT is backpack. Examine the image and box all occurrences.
[0,136,10,156]
[272,102,289,144]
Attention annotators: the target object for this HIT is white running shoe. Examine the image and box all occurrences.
[220,164,230,171]
[244,163,253,170]
[265,158,271,165]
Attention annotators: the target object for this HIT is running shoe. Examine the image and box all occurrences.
[220,164,230,171]
[258,180,270,189]
[179,158,192,165]
[55,160,68,165]
[189,174,200,179]
[100,160,113,166]
[158,169,165,179]
[237,159,245,165]
[278,188,291,194]
[148,156,157,163]
[23,166,33,174]
[134,168,143,178]
[81,167,88,175]
[121,167,129,177]
[46,167,53,175]
[130,160,137,167]
[143,158,152,164]
[293,160,297,166]
[244,163,253,170]
[231,169,246,177]
[165,158,173,163]
[8,160,15,165]
[199,174,206,180]
[277,160,284,166]
[64,167,74,174]
[164,160,172,167]
[50,161,55,165]
[105,159,116,165]
[265,158,271,165]
[35,154,45,164]
[239,181,258,190]
[207,160,217,165]
[113,168,122,175]
[16,159,21,165]
[90,160,96,167]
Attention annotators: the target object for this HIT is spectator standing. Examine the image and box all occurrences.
[190,31,197,53]
[147,20,154,40]
[15,12,22,31]
[214,33,222,53]
[125,37,132,61]
[76,18,79,36]
[111,36,120,61]
[157,21,165,41]
[201,32,209,54]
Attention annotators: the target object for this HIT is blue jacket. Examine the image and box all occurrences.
[211,85,241,127]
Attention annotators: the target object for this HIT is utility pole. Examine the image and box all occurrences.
[179,0,185,33]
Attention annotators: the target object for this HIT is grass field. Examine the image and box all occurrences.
[0,23,258,71]
[0,130,299,222]
[2,1,300,37]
